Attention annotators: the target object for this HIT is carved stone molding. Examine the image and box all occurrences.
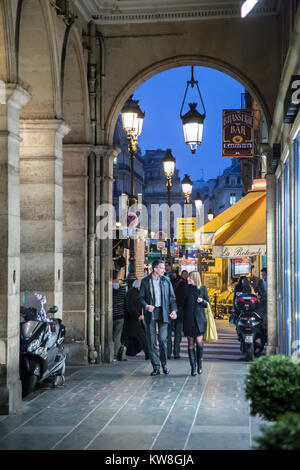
[74,0,279,24]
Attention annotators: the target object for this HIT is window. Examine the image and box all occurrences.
[294,137,300,357]
[284,158,292,355]
[230,193,236,205]
[277,174,283,353]
[225,176,229,185]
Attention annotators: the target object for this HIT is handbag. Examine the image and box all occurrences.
[203,303,218,343]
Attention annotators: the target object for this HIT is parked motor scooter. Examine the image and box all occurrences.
[20,304,66,397]
[234,292,266,361]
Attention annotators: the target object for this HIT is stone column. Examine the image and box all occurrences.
[63,144,92,365]
[0,84,30,414]
[20,120,70,316]
[266,168,278,355]
[95,146,119,363]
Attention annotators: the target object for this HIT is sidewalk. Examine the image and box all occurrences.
[0,339,267,450]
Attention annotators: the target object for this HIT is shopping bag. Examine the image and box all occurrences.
[203,303,218,343]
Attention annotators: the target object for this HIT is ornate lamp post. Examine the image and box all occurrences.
[121,95,145,286]
[163,149,176,265]
[180,66,206,154]
[181,174,193,204]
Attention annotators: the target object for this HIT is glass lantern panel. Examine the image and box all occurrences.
[182,183,192,195]
[163,161,175,177]
[137,115,144,136]
[122,111,139,133]
[183,122,203,151]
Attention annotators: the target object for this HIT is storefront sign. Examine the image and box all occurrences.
[177,218,196,245]
[199,251,215,267]
[212,245,266,258]
[202,273,220,290]
[284,75,300,124]
[222,109,255,158]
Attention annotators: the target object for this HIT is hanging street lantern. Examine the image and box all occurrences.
[182,174,193,204]
[180,66,206,154]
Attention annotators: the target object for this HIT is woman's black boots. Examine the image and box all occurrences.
[188,348,197,376]
[196,345,203,374]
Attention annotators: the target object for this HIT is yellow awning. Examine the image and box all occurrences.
[215,194,266,245]
[195,190,266,257]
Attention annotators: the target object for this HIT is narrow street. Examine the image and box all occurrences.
[0,321,266,451]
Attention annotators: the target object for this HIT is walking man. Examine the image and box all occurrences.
[138,260,177,376]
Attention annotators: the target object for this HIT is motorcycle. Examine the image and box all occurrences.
[20,304,66,397]
[233,292,267,361]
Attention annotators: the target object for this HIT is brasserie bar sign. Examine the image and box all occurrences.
[222,109,254,158]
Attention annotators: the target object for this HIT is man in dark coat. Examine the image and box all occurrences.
[138,260,177,376]
[122,279,150,360]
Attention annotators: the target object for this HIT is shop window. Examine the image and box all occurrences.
[284,158,292,355]
[294,137,300,357]
[277,175,283,353]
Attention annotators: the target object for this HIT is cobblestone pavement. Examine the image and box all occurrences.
[0,320,267,451]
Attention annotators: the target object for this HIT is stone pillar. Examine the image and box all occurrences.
[266,171,278,355]
[20,120,70,316]
[0,84,30,414]
[95,146,119,363]
[63,144,91,365]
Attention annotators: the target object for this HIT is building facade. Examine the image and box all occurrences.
[203,159,244,222]
[0,0,295,414]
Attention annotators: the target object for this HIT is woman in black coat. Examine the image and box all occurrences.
[183,271,210,376]
[122,279,150,360]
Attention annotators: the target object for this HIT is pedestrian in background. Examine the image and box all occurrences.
[112,270,127,361]
[233,275,252,310]
[256,267,267,305]
[182,271,210,376]
[164,261,178,289]
[167,270,188,359]
[122,279,150,360]
[138,260,177,376]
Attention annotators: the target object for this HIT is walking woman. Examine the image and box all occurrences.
[183,271,210,376]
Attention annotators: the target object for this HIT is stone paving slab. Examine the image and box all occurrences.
[0,358,268,451]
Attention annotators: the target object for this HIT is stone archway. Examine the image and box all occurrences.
[106,55,271,145]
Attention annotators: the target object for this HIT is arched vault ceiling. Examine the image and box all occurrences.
[74,0,280,24]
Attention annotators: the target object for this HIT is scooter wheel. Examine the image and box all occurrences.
[245,343,254,361]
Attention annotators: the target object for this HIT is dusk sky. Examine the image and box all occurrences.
[133,66,244,182]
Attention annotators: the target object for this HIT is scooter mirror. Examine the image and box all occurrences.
[48,306,58,314]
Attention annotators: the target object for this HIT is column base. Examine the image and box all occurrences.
[104,341,114,363]
[0,366,22,415]
[65,342,89,366]
[266,344,278,355]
